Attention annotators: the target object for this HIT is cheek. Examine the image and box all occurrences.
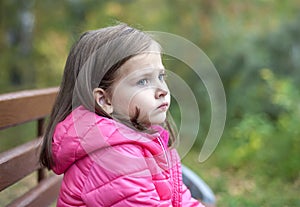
[112,89,147,116]
[111,90,130,114]
[130,91,154,109]
[166,92,171,104]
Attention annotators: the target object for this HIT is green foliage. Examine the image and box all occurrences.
[230,113,273,167]
[225,69,300,181]
[260,69,300,181]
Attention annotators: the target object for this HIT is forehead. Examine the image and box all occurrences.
[119,52,164,76]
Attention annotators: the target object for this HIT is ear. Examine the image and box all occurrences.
[93,88,113,114]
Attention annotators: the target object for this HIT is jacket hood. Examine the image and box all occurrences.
[51,106,169,174]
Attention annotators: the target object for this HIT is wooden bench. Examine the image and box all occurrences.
[0,87,62,207]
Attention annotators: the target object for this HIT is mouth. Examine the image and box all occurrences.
[157,102,169,111]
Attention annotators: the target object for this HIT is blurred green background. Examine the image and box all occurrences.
[1,0,300,206]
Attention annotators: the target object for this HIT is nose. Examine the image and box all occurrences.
[155,87,168,99]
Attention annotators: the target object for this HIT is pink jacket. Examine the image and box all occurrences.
[52,106,204,206]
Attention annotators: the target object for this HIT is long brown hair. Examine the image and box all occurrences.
[39,24,177,169]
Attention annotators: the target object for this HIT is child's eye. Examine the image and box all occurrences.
[158,73,166,81]
[137,79,149,86]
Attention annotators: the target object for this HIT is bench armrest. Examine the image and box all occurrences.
[182,165,216,205]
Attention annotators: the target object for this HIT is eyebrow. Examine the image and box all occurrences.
[133,68,165,77]
[136,67,165,74]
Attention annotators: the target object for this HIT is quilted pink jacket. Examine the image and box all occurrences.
[51,106,204,206]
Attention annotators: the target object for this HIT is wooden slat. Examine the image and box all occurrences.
[0,138,42,191]
[0,87,62,206]
[7,174,62,207]
[0,87,58,130]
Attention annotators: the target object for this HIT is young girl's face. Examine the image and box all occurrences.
[110,50,170,126]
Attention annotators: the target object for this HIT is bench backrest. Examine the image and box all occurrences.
[0,87,62,207]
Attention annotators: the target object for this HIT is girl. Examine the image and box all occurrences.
[40,23,204,207]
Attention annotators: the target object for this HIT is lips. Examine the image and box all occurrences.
[157,102,169,110]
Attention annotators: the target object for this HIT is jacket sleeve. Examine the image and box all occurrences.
[81,144,173,207]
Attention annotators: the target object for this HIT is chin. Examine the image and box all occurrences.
[149,115,167,125]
